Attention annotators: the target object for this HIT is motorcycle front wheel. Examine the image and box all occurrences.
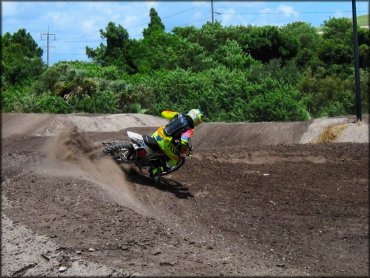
[161,156,185,176]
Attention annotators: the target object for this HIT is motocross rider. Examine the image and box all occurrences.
[149,109,203,179]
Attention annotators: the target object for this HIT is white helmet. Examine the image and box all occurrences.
[187,109,203,126]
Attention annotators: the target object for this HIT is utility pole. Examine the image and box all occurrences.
[211,0,214,24]
[41,26,56,66]
[351,0,362,122]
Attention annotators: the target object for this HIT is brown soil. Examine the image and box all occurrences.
[1,113,369,276]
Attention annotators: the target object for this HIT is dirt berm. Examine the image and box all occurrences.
[1,112,369,276]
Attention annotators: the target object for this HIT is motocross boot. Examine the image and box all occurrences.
[149,166,164,183]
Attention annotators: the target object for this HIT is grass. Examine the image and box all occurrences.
[316,14,369,33]
[357,15,368,27]
[316,124,349,143]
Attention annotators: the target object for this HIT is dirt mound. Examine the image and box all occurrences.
[2,112,368,145]
[1,113,167,138]
[299,115,368,143]
[2,113,53,139]
[192,121,310,148]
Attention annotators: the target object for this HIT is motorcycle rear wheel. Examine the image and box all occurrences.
[102,142,133,163]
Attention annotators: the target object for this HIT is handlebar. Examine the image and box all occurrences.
[173,138,193,158]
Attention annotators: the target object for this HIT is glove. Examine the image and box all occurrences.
[181,146,190,156]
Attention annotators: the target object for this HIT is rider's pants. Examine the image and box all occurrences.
[152,127,179,168]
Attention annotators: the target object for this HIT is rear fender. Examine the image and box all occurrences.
[127,131,151,153]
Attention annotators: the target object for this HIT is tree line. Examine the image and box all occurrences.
[1,8,369,122]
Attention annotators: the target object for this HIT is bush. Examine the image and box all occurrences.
[297,71,356,117]
[244,79,310,121]
[67,90,119,113]
[124,66,309,122]
[34,93,71,113]
[2,84,38,112]
[65,61,124,80]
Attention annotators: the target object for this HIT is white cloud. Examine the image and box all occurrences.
[84,2,110,12]
[260,7,273,14]
[211,6,250,27]
[2,1,18,17]
[7,1,349,64]
[335,10,345,18]
[46,11,75,27]
[193,11,204,20]
[123,15,140,28]
[81,20,97,35]
[277,5,298,18]
[227,1,266,8]
[191,1,207,6]
[146,1,158,10]
[219,8,234,25]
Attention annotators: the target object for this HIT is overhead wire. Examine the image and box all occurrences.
[214,10,367,15]
[40,4,365,61]
[136,16,211,38]
[50,8,365,43]
[52,53,86,56]
[124,2,208,30]
[39,3,211,61]
[52,53,87,56]
[53,2,209,42]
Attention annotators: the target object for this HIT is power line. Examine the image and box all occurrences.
[43,3,208,43]
[214,10,367,15]
[211,0,214,24]
[56,40,103,43]
[183,16,212,27]
[56,34,101,40]
[162,2,207,20]
[135,16,211,38]
[123,2,208,31]
[52,53,87,56]
[163,16,213,35]
[40,26,56,66]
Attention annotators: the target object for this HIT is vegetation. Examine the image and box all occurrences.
[1,10,369,122]
[357,15,369,27]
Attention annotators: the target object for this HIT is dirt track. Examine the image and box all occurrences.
[1,113,369,276]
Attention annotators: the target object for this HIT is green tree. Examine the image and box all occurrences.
[172,25,199,41]
[281,22,322,68]
[212,39,256,69]
[282,22,320,49]
[1,29,44,85]
[318,40,353,66]
[33,62,98,99]
[297,71,357,117]
[143,8,165,38]
[244,79,309,121]
[174,22,230,54]
[86,22,134,72]
[322,17,353,42]
[247,25,297,63]
[358,28,370,68]
[130,32,180,73]
[317,18,356,74]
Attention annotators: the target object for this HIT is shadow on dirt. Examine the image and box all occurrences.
[122,167,194,199]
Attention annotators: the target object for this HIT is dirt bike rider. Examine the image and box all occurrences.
[149,109,203,179]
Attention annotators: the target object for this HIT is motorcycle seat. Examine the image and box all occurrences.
[143,135,161,151]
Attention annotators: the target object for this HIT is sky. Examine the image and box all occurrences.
[2,1,369,65]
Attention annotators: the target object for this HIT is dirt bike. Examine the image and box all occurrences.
[102,131,192,179]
